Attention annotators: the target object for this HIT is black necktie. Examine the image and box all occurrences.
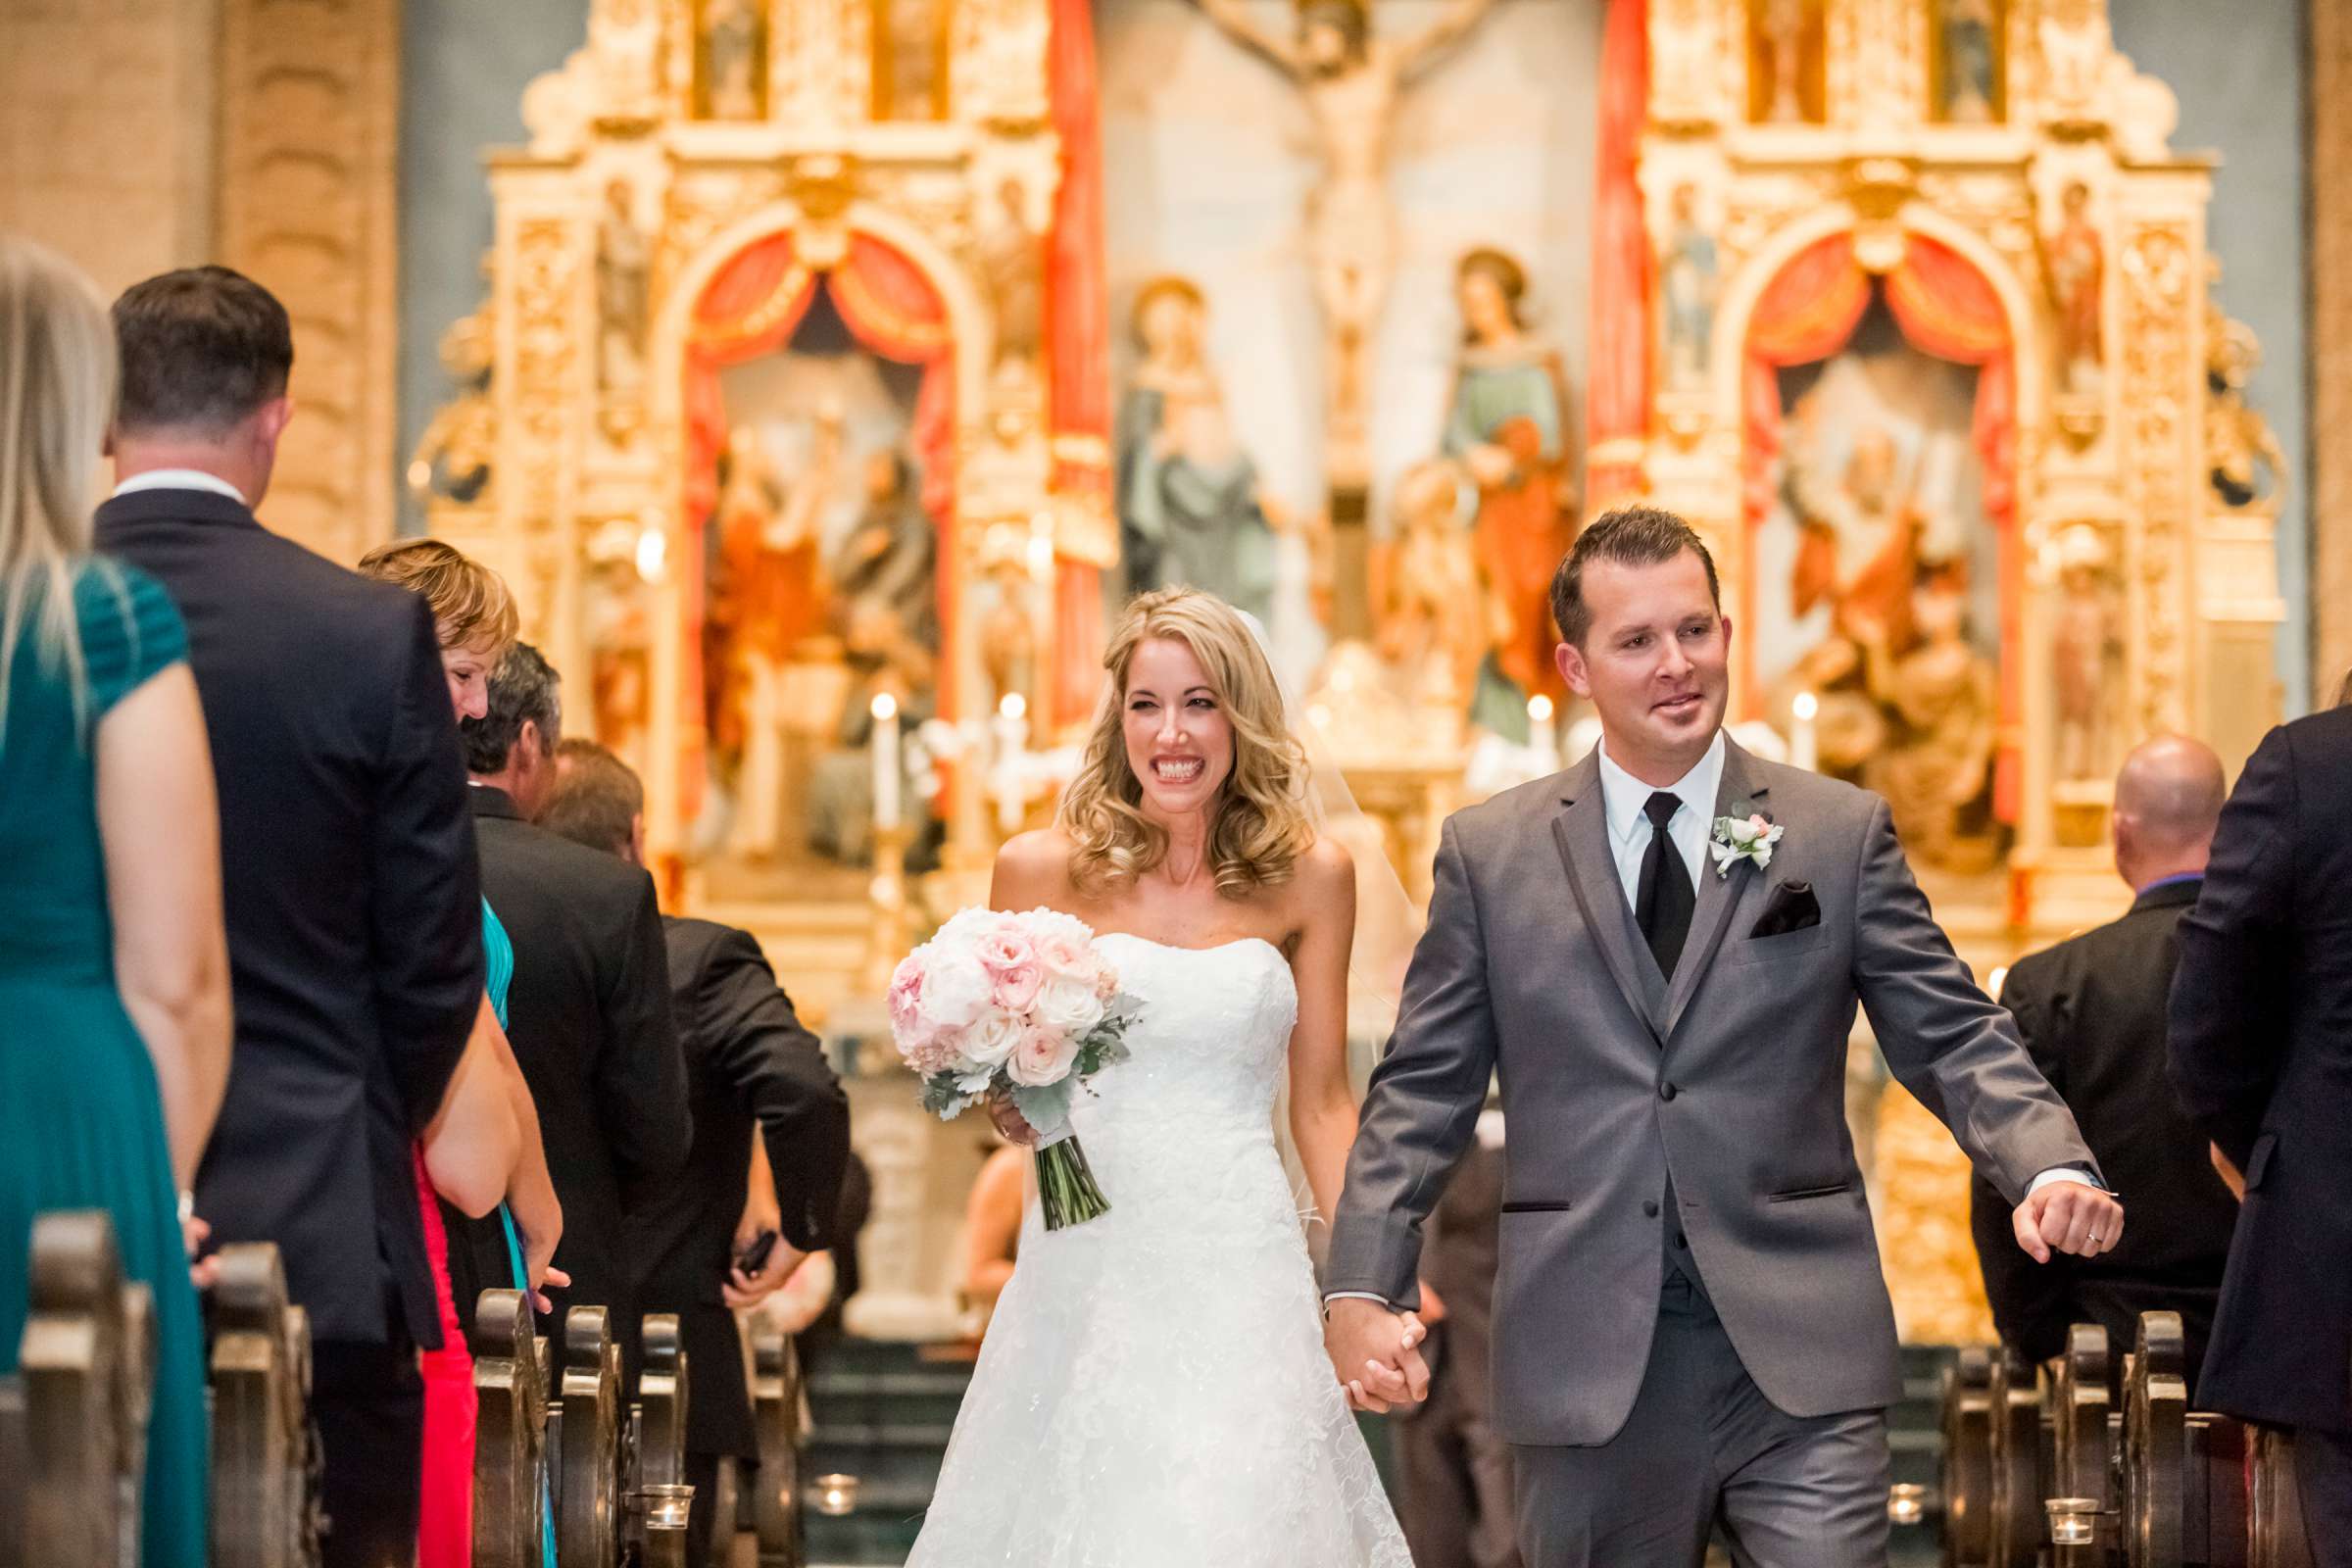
[1635,790,1695,981]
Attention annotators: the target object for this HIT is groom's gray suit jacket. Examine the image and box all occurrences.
[1327,738,2096,1446]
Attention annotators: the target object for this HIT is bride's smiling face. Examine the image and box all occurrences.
[1122,636,1234,818]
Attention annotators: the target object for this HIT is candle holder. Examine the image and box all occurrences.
[2045,1496,2101,1546]
[634,1484,695,1532]
[812,1473,861,1517]
[860,821,914,996]
[1886,1483,1933,1527]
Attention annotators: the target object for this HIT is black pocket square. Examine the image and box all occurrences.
[1748,881,1820,940]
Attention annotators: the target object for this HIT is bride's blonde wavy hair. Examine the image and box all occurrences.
[1060,588,1316,898]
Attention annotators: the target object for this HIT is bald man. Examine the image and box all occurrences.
[1968,736,2240,1391]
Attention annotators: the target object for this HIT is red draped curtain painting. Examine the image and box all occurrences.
[1586,0,1651,513]
[1048,0,1113,730]
[1740,230,2023,822]
[679,229,956,817]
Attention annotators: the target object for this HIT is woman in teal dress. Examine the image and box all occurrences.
[0,235,232,1567]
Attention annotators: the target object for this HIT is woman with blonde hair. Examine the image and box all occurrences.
[906,587,1414,1565]
[0,234,230,1565]
[355,535,562,1568]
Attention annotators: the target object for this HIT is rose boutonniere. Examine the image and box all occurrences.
[1708,807,1783,879]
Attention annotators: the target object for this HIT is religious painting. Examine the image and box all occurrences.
[1754,306,2002,869]
[696,287,941,887]
[1747,0,1826,125]
[871,0,953,121]
[1928,0,2006,125]
[1657,183,1719,392]
[696,0,769,121]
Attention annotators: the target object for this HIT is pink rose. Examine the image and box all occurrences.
[888,955,927,1039]
[904,1029,962,1076]
[1033,930,1093,981]
[1090,951,1119,1002]
[978,926,1038,978]
[1004,1022,1081,1087]
[991,956,1044,1013]
[1747,813,1769,835]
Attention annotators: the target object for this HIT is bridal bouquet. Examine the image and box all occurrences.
[887,907,1140,1230]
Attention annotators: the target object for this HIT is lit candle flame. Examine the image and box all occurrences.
[871,692,898,721]
[1528,695,1554,724]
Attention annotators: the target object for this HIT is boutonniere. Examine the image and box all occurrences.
[1708,805,1783,879]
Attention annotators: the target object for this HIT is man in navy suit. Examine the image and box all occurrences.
[99,266,483,1568]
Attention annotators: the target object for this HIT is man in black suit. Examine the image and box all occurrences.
[541,739,851,1568]
[1968,736,2238,1394]
[459,645,690,1369]
[2170,709,2352,1559]
[99,267,483,1568]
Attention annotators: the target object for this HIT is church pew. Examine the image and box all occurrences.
[471,1288,550,1568]
[628,1313,693,1567]
[2048,1324,2117,1567]
[209,1240,322,1568]
[554,1304,625,1568]
[0,1210,152,1568]
[1987,1344,2053,1566]
[1937,1344,1995,1566]
[748,1319,807,1568]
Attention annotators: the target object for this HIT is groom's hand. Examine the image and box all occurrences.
[1323,1298,1430,1414]
[2012,1179,2125,1263]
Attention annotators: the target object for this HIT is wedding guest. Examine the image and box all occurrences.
[541,737,850,1568]
[98,265,482,1568]
[1968,736,2236,1394]
[0,233,230,1568]
[458,645,688,1368]
[1393,1102,1521,1568]
[356,537,565,1568]
[2170,708,2352,1559]
[959,1142,1026,1339]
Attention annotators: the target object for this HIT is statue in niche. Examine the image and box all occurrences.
[2050,524,2123,784]
[1374,458,1502,718]
[409,310,495,506]
[1193,0,1500,489]
[1658,184,1719,391]
[810,448,942,864]
[595,180,650,414]
[1857,573,1997,869]
[2039,181,2104,395]
[1936,0,1999,123]
[1113,276,1277,626]
[698,0,766,121]
[2204,303,2286,512]
[1788,423,1963,657]
[877,0,948,120]
[976,177,1043,370]
[1443,247,1575,736]
[1753,0,1818,124]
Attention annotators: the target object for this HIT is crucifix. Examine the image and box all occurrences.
[1197,0,1501,493]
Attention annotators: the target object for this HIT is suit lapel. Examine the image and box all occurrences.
[1550,754,1667,1042]
[1662,739,1773,1039]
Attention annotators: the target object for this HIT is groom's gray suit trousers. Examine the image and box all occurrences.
[1510,1258,1890,1568]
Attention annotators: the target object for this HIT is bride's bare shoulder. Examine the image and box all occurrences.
[991,828,1076,908]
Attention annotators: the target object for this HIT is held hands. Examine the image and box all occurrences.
[1322,1297,1431,1415]
[2011,1179,2126,1264]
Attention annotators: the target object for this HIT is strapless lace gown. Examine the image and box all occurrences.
[906,935,1410,1566]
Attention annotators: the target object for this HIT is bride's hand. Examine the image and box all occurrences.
[988,1091,1040,1148]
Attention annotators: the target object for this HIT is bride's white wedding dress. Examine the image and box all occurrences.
[906,933,1411,1566]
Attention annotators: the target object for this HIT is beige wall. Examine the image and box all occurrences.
[0,0,222,295]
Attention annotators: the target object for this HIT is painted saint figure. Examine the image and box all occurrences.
[1658,184,1719,390]
[595,180,650,405]
[1937,0,1998,123]
[1113,277,1277,627]
[700,0,765,121]
[1194,0,1499,487]
[1441,248,1575,737]
[2041,181,2104,394]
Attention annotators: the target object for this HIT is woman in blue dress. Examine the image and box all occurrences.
[0,236,232,1565]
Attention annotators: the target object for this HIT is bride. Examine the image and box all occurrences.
[905,588,1419,1565]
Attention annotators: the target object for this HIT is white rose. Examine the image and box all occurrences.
[1033,977,1104,1036]
[916,954,992,1035]
[962,1006,1026,1067]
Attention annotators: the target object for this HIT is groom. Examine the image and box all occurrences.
[1325,506,2122,1565]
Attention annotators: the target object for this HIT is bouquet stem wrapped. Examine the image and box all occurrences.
[889,907,1139,1232]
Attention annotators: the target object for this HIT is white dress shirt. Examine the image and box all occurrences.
[110,468,247,506]
[1595,730,1724,915]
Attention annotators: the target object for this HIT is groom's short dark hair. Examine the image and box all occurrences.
[1550,505,1722,648]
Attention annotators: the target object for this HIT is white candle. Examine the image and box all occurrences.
[870,693,901,831]
[1527,694,1557,767]
[993,692,1029,833]
[1790,691,1819,773]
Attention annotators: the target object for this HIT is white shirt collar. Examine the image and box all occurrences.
[111,469,247,506]
[1595,728,1726,848]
